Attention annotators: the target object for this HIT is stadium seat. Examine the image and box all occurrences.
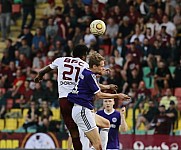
[142,67,151,77]
[6,140,12,148]
[10,108,22,113]
[0,140,6,148]
[5,118,18,130]
[143,77,154,89]
[12,140,19,148]
[0,119,5,130]
[51,108,61,121]
[169,66,176,77]
[18,118,25,128]
[135,130,146,135]
[23,108,29,118]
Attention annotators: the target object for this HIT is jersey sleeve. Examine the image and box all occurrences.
[49,58,62,69]
[86,73,100,94]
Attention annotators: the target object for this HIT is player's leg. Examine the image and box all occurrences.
[59,98,82,150]
[72,105,102,150]
[79,127,94,150]
[95,114,110,150]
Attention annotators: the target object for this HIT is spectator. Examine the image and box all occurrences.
[42,0,56,21]
[173,57,181,88]
[140,38,155,72]
[18,38,32,58]
[135,0,149,17]
[0,89,6,119]
[72,26,84,46]
[154,60,173,92]
[118,16,134,44]
[45,17,58,41]
[83,26,97,48]
[160,15,177,37]
[127,42,142,64]
[4,39,16,62]
[155,7,165,24]
[113,49,123,67]
[166,100,178,132]
[63,40,74,56]
[50,40,66,57]
[32,82,47,106]
[32,27,47,55]
[0,0,12,41]
[18,53,32,70]
[19,80,33,108]
[23,101,40,132]
[126,4,140,25]
[112,37,127,59]
[110,5,123,24]
[104,17,119,45]
[173,4,181,34]
[21,0,36,30]
[159,26,170,48]
[150,105,172,135]
[130,24,145,44]
[37,100,53,132]
[1,61,17,88]
[136,100,159,130]
[45,79,58,108]
[17,25,34,47]
[135,81,151,102]
[159,88,177,110]
[146,17,160,37]
[166,37,180,66]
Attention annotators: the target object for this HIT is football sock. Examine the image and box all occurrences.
[100,128,109,150]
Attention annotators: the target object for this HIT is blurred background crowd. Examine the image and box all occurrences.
[0,0,181,135]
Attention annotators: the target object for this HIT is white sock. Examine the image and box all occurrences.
[100,128,109,150]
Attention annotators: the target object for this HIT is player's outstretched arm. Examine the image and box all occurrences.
[99,84,118,91]
[34,66,53,83]
[95,91,130,101]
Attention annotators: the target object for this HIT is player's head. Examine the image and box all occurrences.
[73,44,89,61]
[89,51,105,74]
[103,99,115,112]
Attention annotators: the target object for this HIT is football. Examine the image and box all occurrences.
[90,19,106,36]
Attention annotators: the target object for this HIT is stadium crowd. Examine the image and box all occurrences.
[0,0,181,135]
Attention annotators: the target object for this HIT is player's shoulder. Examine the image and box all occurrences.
[96,110,104,115]
[82,68,93,76]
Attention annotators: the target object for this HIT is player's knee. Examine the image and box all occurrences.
[104,119,110,128]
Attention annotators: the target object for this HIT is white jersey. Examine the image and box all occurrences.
[49,57,89,98]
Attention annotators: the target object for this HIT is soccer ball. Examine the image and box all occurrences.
[90,20,106,36]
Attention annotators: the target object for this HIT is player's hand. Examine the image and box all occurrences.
[120,107,126,115]
[34,74,43,83]
[118,93,130,101]
[109,84,118,91]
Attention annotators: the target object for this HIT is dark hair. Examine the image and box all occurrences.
[73,44,89,58]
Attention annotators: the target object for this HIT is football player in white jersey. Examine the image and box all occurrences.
[34,44,117,150]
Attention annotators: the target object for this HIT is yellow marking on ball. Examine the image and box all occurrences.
[96,23,102,30]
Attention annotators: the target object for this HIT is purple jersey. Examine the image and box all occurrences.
[97,109,121,150]
[68,68,100,110]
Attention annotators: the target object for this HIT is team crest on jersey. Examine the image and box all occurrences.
[112,117,117,122]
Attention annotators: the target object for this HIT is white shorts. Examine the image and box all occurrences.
[72,104,97,133]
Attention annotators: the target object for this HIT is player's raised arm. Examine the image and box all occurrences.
[34,66,53,83]
[119,107,128,132]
